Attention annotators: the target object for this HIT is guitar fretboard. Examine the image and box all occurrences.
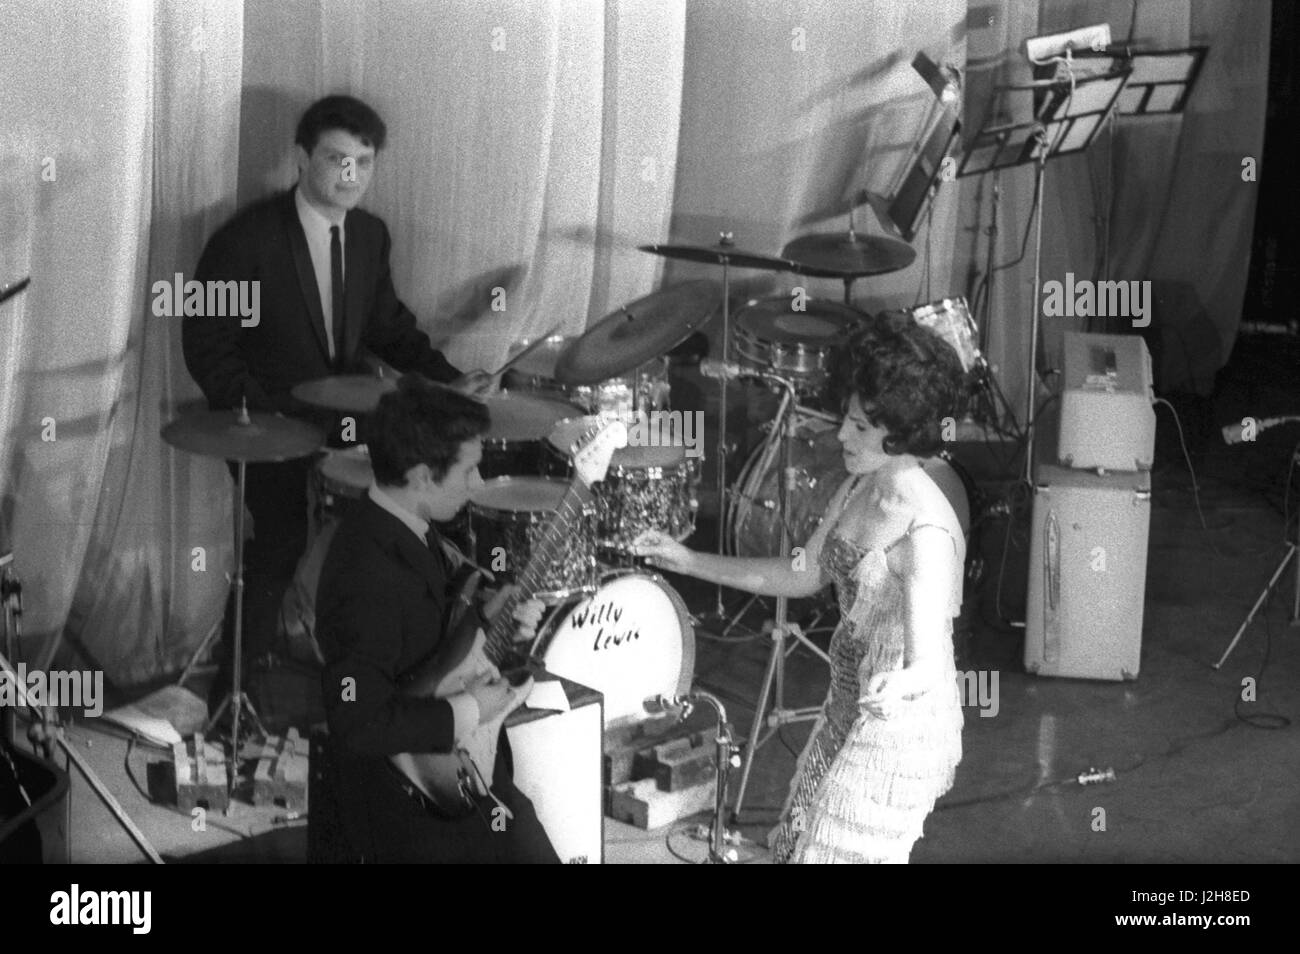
[482,479,595,665]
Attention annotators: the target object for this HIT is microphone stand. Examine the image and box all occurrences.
[651,690,742,863]
[1215,417,1300,667]
[728,372,831,822]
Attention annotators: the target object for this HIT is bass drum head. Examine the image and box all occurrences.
[537,572,695,727]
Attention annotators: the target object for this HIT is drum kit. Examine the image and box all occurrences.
[159,223,991,817]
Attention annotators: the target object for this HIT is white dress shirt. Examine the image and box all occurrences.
[367,483,480,739]
[295,188,344,362]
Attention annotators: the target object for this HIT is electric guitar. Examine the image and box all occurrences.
[390,420,626,815]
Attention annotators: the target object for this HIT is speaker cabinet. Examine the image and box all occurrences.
[1024,464,1151,681]
[506,677,603,864]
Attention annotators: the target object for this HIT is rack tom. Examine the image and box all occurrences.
[466,476,599,604]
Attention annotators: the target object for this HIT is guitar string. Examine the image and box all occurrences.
[482,475,597,662]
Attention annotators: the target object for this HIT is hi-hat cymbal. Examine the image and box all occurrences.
[781,232,916,277]
[638,241,796,273]
[162,410,324,463]
[554,280,720,386]
[292,374,398,412]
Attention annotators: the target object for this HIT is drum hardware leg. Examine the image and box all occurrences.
[730,380,829,823]
[188,459,269,808]
[704,240,738,622]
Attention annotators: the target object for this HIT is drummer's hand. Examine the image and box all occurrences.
[631,531,695,575]
[511,598,546,642]
[450,369,498,398]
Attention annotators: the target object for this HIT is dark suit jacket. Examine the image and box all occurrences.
[183,188,460,413]
[316,494,460,756]
[313,495,560,863]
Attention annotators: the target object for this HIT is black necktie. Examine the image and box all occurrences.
[329,225,345,369]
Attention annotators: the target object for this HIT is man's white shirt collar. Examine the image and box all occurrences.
[368,483,429,543]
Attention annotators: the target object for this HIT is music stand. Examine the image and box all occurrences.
[957,67,1130,482]
[1073,46,1208,116]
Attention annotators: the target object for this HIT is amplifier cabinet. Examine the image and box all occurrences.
[507,677,603,864]
[1058,332,1155,472]
[1024,464,1151,681]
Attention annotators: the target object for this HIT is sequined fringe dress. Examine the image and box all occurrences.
[769,526,963,864]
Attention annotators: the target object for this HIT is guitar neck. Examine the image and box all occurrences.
[483,479,594,664]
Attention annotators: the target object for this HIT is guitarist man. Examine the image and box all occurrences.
[316,378,558,863]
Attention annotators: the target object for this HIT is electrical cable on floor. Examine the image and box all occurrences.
[936,718,1247,813]
[1153,396,1226,560]
[1229,585,1293,732]
[663,820,765,864]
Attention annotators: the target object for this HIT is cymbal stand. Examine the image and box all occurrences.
[838,206,863,306]
[205,451,269,789]
[706,233,739,620]
[730,375,831,822]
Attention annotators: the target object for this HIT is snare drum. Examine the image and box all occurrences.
[733,296,865,394]
[480,391,583,478]
[548,416,699,559]
[467,476,598,603]
[504,335,670,422]
[534,571,695,726]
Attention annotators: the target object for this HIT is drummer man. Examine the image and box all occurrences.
[182,93,494,718]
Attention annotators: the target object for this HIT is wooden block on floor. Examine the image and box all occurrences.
[172,733,228,813]
[632,734,717,792]
[603,716,705,787]
[251,728,310,812]
[609,776,717,830]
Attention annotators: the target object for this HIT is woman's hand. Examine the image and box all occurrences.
[861,671,911,721]
[631,531,695,575]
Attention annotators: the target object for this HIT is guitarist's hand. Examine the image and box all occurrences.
[481,585,546,643]
[511,598,545,642]
[480,584,520,623]
[466,672,518,724]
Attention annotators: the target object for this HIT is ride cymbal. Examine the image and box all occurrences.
[638,241,797,273]
[781,232,916,278]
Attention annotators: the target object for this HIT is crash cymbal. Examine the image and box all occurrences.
[292,374,398,413]
[781,232,916,278]
[554,280,720,386]
[638,241,797,273]
[162,409,324,463]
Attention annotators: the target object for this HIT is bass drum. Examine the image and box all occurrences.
[534,571,695,727]
[730,413,847,558]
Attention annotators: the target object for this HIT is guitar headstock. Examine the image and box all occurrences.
[570,419,628,487]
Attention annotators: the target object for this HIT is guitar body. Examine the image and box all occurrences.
[389,580,531,816]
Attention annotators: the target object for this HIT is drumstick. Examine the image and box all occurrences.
[491,325,563,377]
